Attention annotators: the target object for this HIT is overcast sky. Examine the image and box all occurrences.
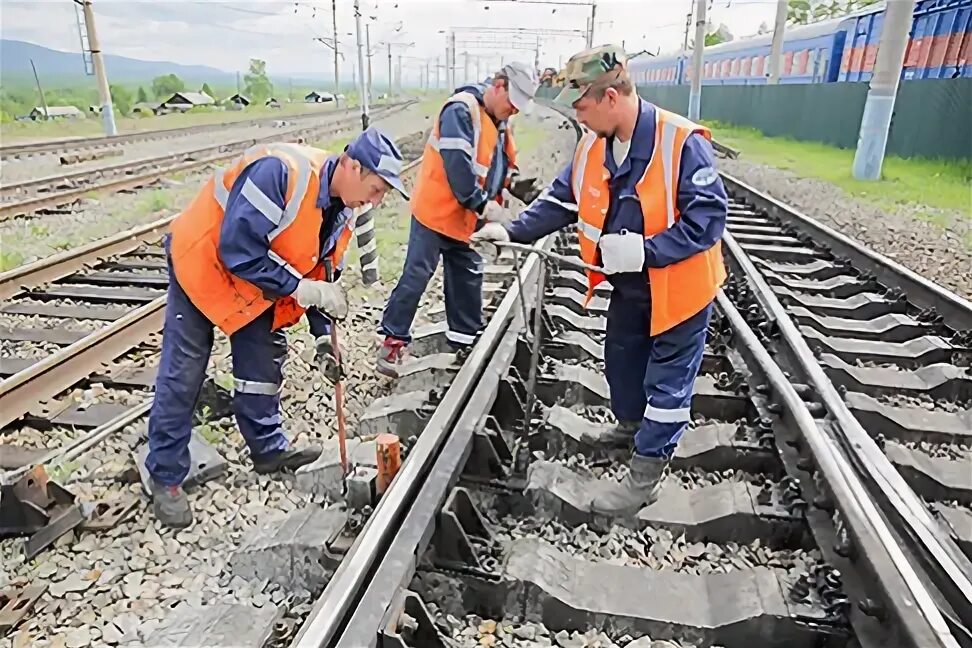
[3,0,781,83]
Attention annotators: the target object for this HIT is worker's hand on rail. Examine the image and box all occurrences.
[597,231,645,274]
[508,175,543,204]
[315,336,345,383]
[470,222,510,262]
[293,279,348,320]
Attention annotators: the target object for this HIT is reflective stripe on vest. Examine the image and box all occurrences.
[572,108,726,336]
[169,144,352,336]
[411,92,518,243]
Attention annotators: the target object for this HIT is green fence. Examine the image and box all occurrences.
[540,80,971,160]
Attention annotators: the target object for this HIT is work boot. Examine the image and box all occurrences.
[590,453,668,517]
[376,337,408,378]
[582,419,639,450]
[252,444,322,475]
[150,478,193,529]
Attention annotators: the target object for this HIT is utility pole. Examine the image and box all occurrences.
[332,0,340,91]
[451,32,457,87]
[853,0,917,180]
[681,10,692,85]
[587,2,597,47]
[29,59,49,120]
[396,55,402,92]
[353,0,369,129]
[388,43,393,96]
[534,35,540,74]
[81,0,116,135]
[464,52,470,83]
[766,0,787,84]
[687,0,706,120]
[365,23,373,104]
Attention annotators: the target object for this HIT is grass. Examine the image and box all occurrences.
[0,102,340,143]
[705,120,972,219]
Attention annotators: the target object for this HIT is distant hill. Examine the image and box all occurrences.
[1,39,235,84]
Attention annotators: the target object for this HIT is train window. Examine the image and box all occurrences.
[783,51,794,75]
[742,57,752,76]
[807,49,817,78]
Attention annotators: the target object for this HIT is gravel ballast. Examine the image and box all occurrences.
[720,157,972,299]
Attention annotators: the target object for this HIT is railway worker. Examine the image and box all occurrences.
[146,127,409,529]
[374,61,543,377]
[471,45,728,516]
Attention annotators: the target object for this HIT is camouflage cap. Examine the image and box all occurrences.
[554,44,628,107]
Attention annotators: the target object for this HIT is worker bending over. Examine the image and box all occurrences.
[147,128,408,528]
[473,46,728,516]
[375,62,542,377]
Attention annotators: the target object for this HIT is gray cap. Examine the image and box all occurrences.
[501,61,538,114]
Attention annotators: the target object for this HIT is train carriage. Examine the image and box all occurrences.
[629,0,971,87]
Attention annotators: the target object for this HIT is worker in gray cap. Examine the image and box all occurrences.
[376,61,543,376]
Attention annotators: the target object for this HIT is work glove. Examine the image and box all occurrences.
[480,200,508,223]
[597,231,645,274]
[508,175,543,204]
[469,222,510,263]
[293,279,348,320]
[315,336,345,382]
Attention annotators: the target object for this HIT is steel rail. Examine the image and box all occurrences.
[723,230,972,632]
[0,104,382,159]
[715,290,960,648]
[720,173,972,327]
[0,104,410,222]
[0,296,166,430]
[1,106,403,200]
[0,215,173,301]
[291,234,549,648]
[290,100,584,648]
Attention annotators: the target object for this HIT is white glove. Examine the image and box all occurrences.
[293,279,348,320]
[469,222,510,263]
[470,222,510,244]
[597,231,645,274]
[480,200,508,223]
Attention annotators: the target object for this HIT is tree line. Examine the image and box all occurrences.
[1,58,274,122]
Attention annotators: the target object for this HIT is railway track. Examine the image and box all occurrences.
[0,104,370,161]
[3,105,969,648]
[0,103,411,222]
[279,112,971,647]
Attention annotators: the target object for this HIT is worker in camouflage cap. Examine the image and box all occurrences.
[553,44,628,108]
[473,43,728,519]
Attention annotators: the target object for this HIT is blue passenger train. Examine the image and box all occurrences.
[629,0,971,86]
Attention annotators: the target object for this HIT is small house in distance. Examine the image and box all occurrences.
[162,91,215,111]
[226,93,250,107]
[133,102,164,116]
[304,90,335,103]
[266,97,281,108]
[29,106,85,120]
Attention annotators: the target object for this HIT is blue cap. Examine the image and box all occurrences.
[345,127,409,200]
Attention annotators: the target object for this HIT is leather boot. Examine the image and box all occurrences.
[150,478,193,529]
[590,453,668,517]
[581,419,638,450]
[252,444,322,475]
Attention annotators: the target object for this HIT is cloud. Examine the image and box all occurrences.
[3,0,776,82]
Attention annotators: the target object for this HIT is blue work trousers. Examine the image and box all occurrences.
[605,297,713,458]
[146,253,289,486]
[379,216,484,347]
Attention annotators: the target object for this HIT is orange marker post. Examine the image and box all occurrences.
[375,434,402,494]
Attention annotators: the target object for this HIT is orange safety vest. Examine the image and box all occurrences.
[410,91,518,242]
[169,143,353,336]
[573,108,726,335]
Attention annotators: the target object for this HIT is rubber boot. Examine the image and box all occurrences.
[376,337,408,378]
[581,419,638,450]
[150,478,193,529]
[590,453,668,517]
[252,444,322,475]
